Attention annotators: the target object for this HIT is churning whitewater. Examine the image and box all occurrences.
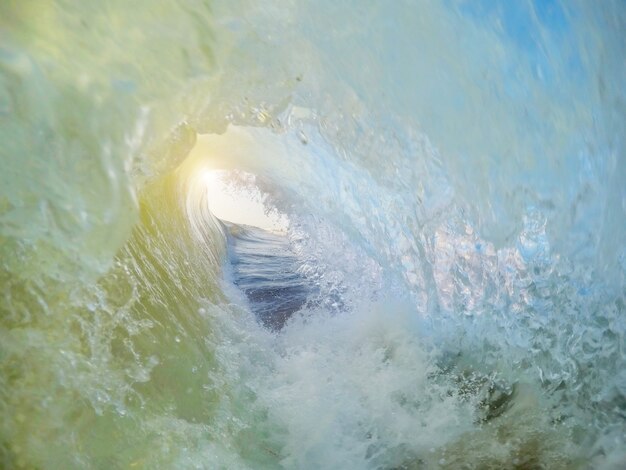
[1,1,625,469]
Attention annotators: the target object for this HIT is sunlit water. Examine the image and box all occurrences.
[1,1,625,469]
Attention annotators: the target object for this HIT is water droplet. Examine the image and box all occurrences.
[298,130,308,145]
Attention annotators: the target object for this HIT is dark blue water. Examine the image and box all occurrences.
[224,222,315,330]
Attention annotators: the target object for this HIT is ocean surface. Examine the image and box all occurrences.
[1,1,625,468]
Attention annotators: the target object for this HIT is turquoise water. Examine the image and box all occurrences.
[1,1,625,468]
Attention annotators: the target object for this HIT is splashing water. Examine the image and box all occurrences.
[1,1,625,468]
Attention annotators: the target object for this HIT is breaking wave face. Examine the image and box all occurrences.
[1,1,625,468]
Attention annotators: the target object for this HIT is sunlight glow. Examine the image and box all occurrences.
[201,170,289,232]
